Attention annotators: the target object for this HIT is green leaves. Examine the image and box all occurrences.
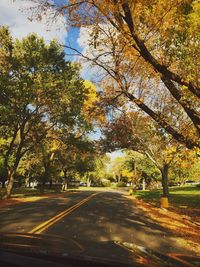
[0,27,93,197]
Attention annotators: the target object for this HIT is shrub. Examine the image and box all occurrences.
[116,181,127,187]
[101,179,111,187]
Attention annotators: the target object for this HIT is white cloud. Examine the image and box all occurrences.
[76,26,98,80]
[77,27,92,49]
[0,0,67,42]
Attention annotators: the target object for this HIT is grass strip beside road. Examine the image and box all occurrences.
[0,188,72,199]
[127,187,200,255]
[133,186,200,210]
[29,193,99,234]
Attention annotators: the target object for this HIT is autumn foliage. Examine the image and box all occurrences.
[32,0,200,148]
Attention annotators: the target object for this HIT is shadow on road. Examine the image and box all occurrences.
[46,190,195,255]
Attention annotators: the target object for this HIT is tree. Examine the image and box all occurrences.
[31,0,200,148]
[32,129,62,192]
[82,80,106,125]
[123,151,161,190]
[169,150,200,186]
[101,110,192,198]
[109,156,129,183]
[0,155,7,188]
[0,27,89,198]
[82,154,110,186]
[53,130,96,188]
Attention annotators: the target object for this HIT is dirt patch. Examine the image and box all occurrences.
[127,196,200,255]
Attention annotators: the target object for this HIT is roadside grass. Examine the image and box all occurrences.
[133,186,200,209]
[0,187,64,199]
[77,186,113,191]
[132,186,200,254]
[0,186,110,199]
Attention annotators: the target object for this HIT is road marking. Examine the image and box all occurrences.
[29,193,99,234]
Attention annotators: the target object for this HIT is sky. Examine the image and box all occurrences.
[0,0,67,42]
[0,0,121,160]
[0,0,98,79]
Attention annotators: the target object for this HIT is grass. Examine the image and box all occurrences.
[1,185,199,210]
[133,186,200,209]
[0,187,63,199]
[76,186,115,191]
[0,186,111,199]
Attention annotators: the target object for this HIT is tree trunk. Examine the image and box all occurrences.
[49,180,52,189]
[2,122,26,199]
[2,180,6,188]
[25,176,29,188]
[2,171,15,199]
[62,183,67,191]
[41,178,47,194]
[3,147,23,199]
[41,162,50,193]
[161,164,169,197]
[87,178,91,187]
[62,169,68,191]
[86,173,91,187]
[48,152,54,189]
[131,161,137,189]
[142,177,146,191]
[117,174,121,182]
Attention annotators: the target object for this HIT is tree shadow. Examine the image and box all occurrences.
[45,191,197,256]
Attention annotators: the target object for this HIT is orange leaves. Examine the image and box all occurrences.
[32,0,200,148]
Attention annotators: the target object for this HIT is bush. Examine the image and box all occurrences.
[101,179,111,187]
[116,181,127,187]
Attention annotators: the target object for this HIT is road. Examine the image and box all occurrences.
[0,189,191,259]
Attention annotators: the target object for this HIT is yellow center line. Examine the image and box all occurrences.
[29,193,99,234]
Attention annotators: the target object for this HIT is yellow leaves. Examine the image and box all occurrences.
[196,148,200,157]
[50,139,60,153]
[83,80,97,106]
[83,80,106,124]
[0,137,8,147]
[83,80,98,119]
[132,0,180,36]
[181,85,189,91]
[121,168,133,179]
[187,0,200,34]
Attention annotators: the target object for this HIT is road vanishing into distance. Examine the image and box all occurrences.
[0,189,191,260]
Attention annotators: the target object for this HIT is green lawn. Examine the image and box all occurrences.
[133,186,200,209]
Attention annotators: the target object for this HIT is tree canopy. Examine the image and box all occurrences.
[31,0,200,149]
[0,26,98,198]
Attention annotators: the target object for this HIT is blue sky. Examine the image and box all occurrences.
[64,27,81,59]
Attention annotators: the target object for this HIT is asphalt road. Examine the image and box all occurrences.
[0,189,191,259]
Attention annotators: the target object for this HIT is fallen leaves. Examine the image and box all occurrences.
[127,195,200,255]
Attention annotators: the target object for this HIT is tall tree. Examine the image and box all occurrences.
[0,27,88,198]
[31,0,200,148]
[102,111,192,198]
